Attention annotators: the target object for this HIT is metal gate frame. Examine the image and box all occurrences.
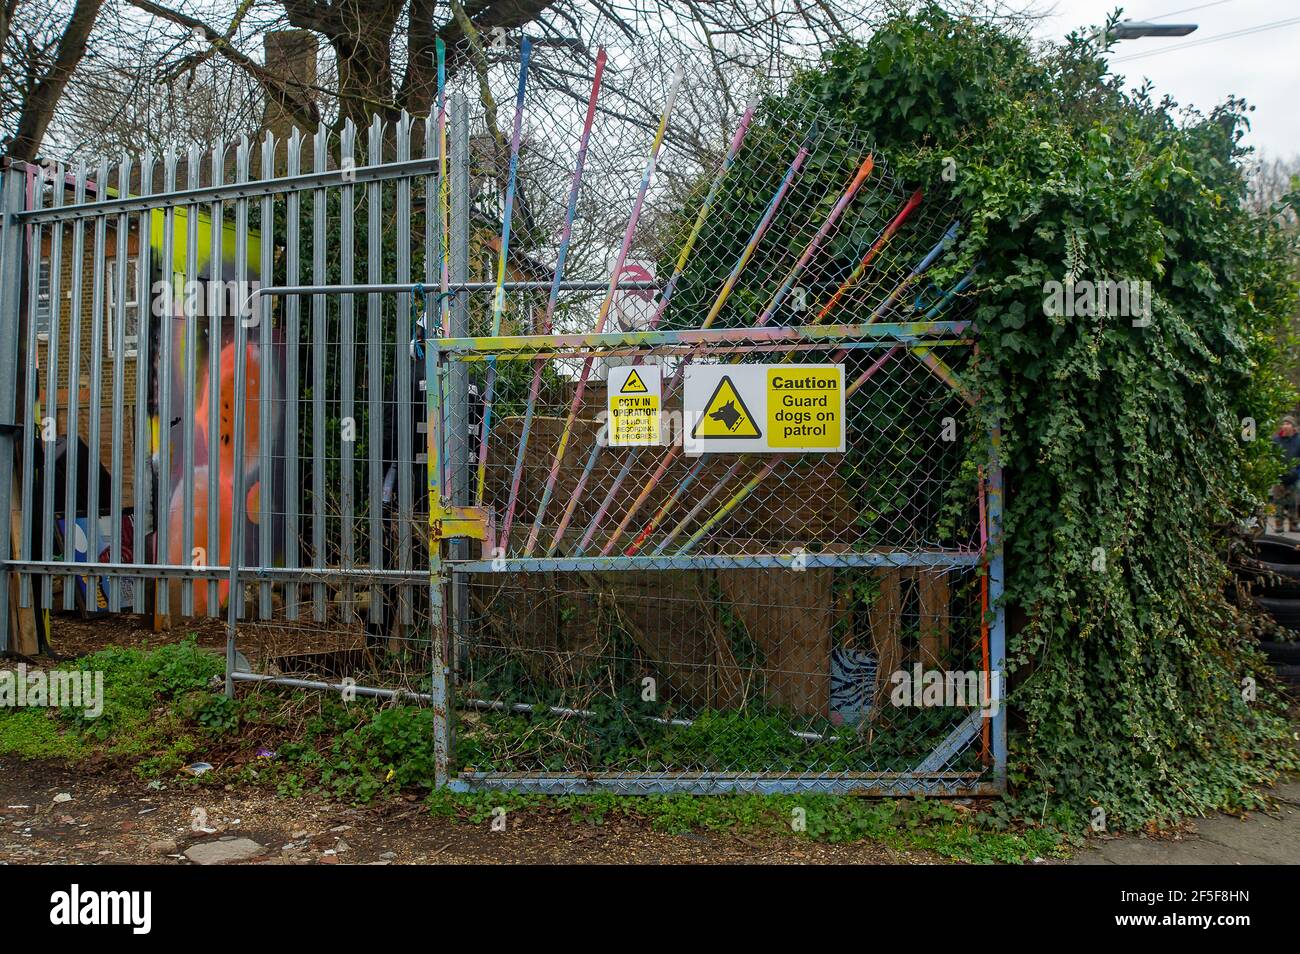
[427,319,1006,795]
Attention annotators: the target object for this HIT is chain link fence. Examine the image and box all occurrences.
[439,328,992,793]
[429,42,1001,793]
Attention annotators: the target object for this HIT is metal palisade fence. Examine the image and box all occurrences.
[0,42,1004,795]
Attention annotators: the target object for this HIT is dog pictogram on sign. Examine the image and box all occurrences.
[691,375,761,439]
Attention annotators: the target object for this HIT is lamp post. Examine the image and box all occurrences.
[1108,20,1198,40]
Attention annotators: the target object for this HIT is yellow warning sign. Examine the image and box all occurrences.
[620,368,649,394]
[766,368,842,449]
[608,365,661,446]
[691,375,762,440]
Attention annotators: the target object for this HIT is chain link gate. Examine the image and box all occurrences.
[429,320,1005,795]
[418,55,1007,794]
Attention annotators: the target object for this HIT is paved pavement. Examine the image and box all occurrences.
[1071,781,1300,864]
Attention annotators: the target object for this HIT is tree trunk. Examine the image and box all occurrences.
[7,0,105,161]
[333,32,399,126]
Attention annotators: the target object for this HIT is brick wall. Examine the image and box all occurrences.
[39,220,141,503]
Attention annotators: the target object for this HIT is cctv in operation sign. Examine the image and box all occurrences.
[606,365,662,446]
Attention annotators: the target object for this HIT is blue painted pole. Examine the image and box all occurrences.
[987,422,1007,789]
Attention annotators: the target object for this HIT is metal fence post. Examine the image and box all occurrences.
[428,333,450,789]
[0,169,26,653]
[225,139,253,697]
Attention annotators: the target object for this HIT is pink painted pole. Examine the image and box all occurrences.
[523,65,686,556]
[498,48,607,551]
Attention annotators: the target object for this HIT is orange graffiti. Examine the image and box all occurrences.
[169,339,262,615]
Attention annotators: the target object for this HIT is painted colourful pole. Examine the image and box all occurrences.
[823,229,964,369]
[866,220,959,324]
[752,154,874,327]
[812,188,923,327]
[435,39,452,496]
[655,94,759,326]
[436,39,451,336]
[565,97,761,555]
[523,64,686,556]
[499,47,607,551]
[699,142,812,331]
[773,187,921,366]
[604,152,877,556]
[568,134,815,555]
[474,37,533,506]
[647,457,740,555]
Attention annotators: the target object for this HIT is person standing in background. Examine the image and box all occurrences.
[1271,415,1300,532]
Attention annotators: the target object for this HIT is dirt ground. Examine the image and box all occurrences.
[12,611,1297,866]
[4,612,957,865]
[0,756,941,865]
[46,611,364,667]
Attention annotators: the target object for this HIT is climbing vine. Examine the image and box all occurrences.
[782,5,1300,827]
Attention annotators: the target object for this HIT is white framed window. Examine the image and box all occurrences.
[35,257,52,340]
[106,255,140,358]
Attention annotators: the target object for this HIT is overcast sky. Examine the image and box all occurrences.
[1021,0,1299,158]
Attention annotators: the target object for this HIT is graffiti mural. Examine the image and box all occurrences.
[154,210,284,615]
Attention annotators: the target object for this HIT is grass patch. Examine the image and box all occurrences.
[422,788,1083,863]
[0,637,222,761]
[1,639,1083,863]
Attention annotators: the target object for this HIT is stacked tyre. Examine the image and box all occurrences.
[1239,535,1300,690]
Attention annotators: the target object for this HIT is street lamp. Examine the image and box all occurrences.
[1109,20,1198,40]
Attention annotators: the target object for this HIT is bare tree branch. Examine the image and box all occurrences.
[127,0,321,131]
[7,0,102,160]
